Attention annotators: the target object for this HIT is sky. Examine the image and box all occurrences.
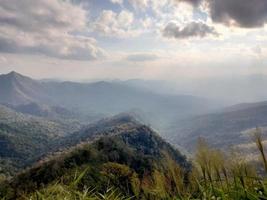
[0,0,267,80]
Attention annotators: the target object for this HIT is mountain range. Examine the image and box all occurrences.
[168,101,267,159]
[1,72,266,152]
[1,71,267,199]
[0,71,221,132]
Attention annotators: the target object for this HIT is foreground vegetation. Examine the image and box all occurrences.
[0,125,190,199]
[1,127,267,199]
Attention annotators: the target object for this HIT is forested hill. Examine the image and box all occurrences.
[1,117,191,199]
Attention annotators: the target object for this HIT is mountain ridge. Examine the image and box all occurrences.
[0,71,221,135]
[0,71,51,105]
[1,115,191,199]
[169,101,267,154]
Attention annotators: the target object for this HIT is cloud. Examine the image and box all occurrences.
[110,0,123,5]
[162,21,217,39]
[0,0,105,60]
[92,10,141,38]
[178,0,202,7]
[208,0,267,28]
[0,55,7,63]
[179,0,267,28]
[252,46,262,56]
[128,0,149,10]
[126,53,159,62]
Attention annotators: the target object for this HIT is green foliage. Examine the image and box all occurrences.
[28,185,133,200]
[254,127,267,172]
[0,105,83,176]
[101,162,140,196]
[27,172,133,200]
[190,136,267,200]
[0,124,190,200]
[2,118,267,200]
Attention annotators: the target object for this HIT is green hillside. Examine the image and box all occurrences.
[1,123,190,200]
[2,126,267,200]
[0,105,83,177]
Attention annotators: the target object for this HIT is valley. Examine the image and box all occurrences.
[1,0,267,198]
[0,72,267,199]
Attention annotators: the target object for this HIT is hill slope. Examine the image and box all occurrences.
[3,102,102,123]
[0,72,51,105]
[169,101,267,155]
[1,117,191,199]
[0,105,83,177]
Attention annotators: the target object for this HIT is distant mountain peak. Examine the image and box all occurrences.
[0,71,50,105]
[1,71,29,83]
[9,71,19,75]
[5,71,22,78]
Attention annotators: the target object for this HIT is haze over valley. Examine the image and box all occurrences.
[1,71,267,166]
[1,0,267,199]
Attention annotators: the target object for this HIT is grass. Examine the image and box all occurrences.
[2,128,267,200]
[186,130,267,200]
[26,168,133,200]
[28,185,133,200]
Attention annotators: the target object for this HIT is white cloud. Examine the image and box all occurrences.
[92,10,142,38]
[128,0,149,10]
[0,0,105,60]
[140,17,154,29]
[118,10,134,25]
[110,0,123,5]
[1,0,266,80]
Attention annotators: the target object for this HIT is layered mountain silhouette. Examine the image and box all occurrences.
[0,71,221,131]
[169,101,267,154]
[1,71,266,159]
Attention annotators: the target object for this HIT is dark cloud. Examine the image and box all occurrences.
[126,53,159,62]
[208,0,267,28]
[179,0,267,28]
[162,21,217,39]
